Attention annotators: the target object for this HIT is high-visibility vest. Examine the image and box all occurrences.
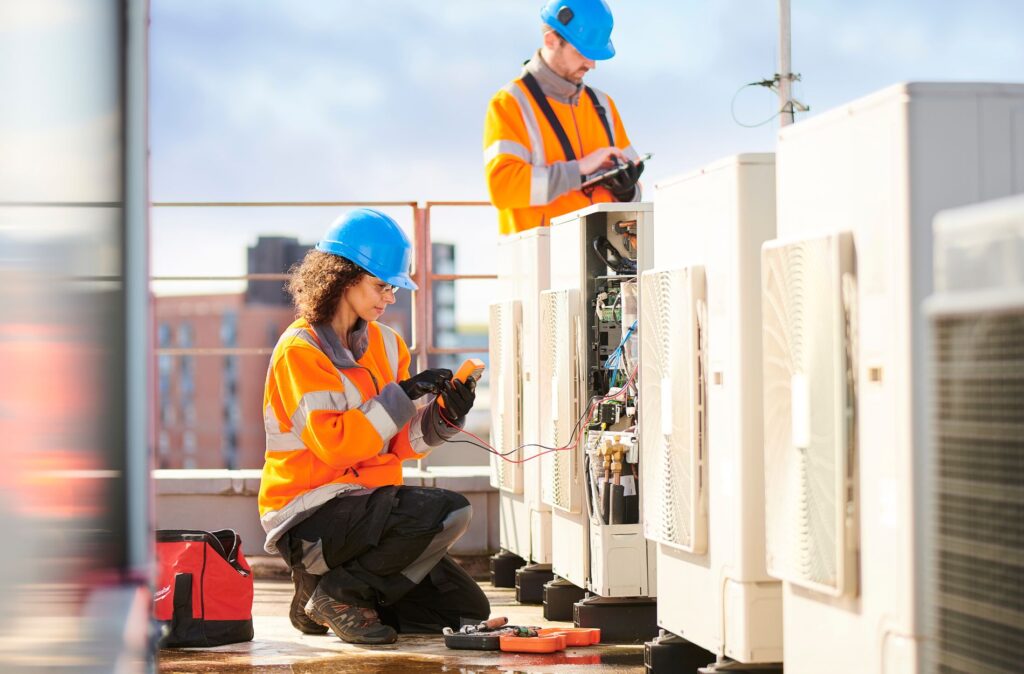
[484,74,637,235]
[257,318,430,553]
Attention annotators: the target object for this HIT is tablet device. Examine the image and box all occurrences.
[581,152,652,189]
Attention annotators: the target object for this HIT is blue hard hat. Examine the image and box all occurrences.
[316,208,418,291]
[540,0,615,61]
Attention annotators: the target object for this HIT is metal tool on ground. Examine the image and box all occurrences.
[454,616,509,634]
[442,618,601,653]
[442,617,529,650]
[442,630,504,650]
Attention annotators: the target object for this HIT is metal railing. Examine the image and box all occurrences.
[150,199,497,372]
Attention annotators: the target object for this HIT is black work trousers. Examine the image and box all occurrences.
[279,485,490,633]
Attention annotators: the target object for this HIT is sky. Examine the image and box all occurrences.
[149,0,1024,322]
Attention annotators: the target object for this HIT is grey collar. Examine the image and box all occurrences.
[312,319,370,370]
[522,50,582,105]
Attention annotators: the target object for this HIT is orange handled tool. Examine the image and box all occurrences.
[438,358,485,409]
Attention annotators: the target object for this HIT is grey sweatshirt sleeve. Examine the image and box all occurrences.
[364,382,416,454]
[540,159,583,204]
[419,401,464,447]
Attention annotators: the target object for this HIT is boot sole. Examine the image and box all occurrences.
[291,618,329,635]
[305,606,397,645]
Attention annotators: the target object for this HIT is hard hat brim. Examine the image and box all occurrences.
[577,39,615,61]
[386,274,419,292]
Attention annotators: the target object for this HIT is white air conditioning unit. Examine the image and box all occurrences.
[539,288,582,514]
[650,154,781,664]
[494,229,551,563]
[924,194,1024,674]
[489,299,523,494]
[545,202,656,598]
[640,266,707,555]
[761,232,858,597]
[539,285,587,588]
[768,82,1024,674]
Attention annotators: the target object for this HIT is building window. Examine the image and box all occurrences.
[267,321,282,346]
[222,352,239,469]
[183,431,197,470]
[221,311,237,346]
[158,430,170,469]
[177,322,193,348]
[158,322,171,347]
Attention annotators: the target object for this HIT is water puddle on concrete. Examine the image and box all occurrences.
[159,647,645,673]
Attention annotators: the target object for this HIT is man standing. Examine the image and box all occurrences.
[484,0,643,235]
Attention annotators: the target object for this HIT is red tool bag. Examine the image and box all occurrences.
[154,529,254,647]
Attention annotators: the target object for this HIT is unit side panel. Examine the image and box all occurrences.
[517,232,551,516]
[730,162,778,582]
[551,507,588,588]
[498,491,531,557]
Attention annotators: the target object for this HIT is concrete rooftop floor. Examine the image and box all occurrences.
[158,579,647,673]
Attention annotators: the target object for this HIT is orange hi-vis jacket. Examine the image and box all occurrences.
[484,51,641,235]
[258,318,448,553]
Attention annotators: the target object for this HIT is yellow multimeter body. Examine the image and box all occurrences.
[439,358,485,408]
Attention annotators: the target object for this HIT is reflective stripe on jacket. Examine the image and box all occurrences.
[258,317,435,553]
[483,51,640,235]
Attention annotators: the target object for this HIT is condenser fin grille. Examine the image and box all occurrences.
[489,300,523,493]
[929,310,1024,674]
[760,232,857,596]
[540,289,581,513]
[640,266,707,554]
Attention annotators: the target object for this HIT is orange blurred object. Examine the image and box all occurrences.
[0,323,105,519]
[499,632,567,653]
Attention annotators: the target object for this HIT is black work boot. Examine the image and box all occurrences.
[289,569,328,635]
[304,585,398,645]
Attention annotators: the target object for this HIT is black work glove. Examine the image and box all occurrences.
[438,377,476,423]
[600,159,644,201]
[399,368,452,400]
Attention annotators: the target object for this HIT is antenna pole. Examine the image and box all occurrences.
[779,0,794,126]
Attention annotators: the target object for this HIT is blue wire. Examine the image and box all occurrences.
[603,321,638,388]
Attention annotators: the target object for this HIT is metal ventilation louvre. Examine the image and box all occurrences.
[489,300,523,494]
[929,310,1024,674]
[640,266,707,554]
[760,232,857,597]
[540,289,581,514]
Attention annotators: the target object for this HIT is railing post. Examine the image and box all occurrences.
[412,203,434,471]
[412,203,431,376]
[424,203,435,369]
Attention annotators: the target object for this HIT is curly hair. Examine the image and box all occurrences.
[286,250,366,324]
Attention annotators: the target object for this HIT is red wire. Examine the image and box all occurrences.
[439,366,638,464]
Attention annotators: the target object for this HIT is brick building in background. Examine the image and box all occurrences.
[155,294,294,469]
